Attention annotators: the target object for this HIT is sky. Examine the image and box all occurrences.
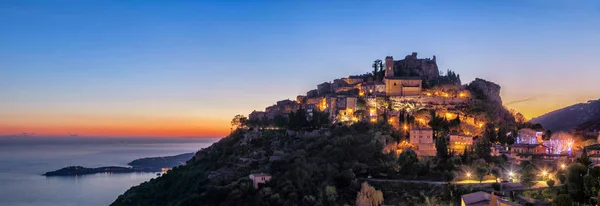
[1,0,599,137]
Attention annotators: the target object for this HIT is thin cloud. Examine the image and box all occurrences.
[505,97,537,106]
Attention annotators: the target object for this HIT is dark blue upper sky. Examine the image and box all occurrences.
[1,0,599,136]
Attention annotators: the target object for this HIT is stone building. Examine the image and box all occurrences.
[306,89,318,97]
[343,76,365,85]
[276,99,299,114]
[335,86,355,94]
[461,191,517,206]
[360,82,385,96]
[394,52,439,81]
[509,144,549,164]
[409,128,436,157]
[330,96,357,122]
[383,56,423,97]
[449,133,473,154]
[249,111,267,121]
[516,128,543,144]
[384,76,422,96]
[317,82,332,95]
[296,95,306,104]
[331,79,350,94]
[249,173,272,189]
[585,144,600,166]
[306,97,322,106]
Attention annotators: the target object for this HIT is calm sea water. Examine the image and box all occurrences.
[0,136,218,206]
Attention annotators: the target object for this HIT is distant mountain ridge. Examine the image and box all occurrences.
[530,98,600,132]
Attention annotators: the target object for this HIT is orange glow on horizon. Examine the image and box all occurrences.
[0,116,231,138]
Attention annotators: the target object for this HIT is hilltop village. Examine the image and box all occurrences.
[114,53,600,206]
[235,53,588,205]
[245,53,547,159]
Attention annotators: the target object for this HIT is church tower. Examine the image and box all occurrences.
[385,56,394,78]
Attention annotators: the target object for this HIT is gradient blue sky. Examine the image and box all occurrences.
[1,0,599,137]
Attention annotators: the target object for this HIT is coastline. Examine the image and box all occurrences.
[43,152,195,176]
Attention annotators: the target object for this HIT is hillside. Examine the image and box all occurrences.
[111,124,469,206]
[530,99,600,132]
[111,54,517,205]
[128,153,195,169]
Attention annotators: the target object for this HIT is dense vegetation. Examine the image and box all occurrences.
[112,121,487,205]
[112,123,397,205]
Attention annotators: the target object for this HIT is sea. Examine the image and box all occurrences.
[0,136,219,206]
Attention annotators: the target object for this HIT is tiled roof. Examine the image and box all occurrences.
[461,191,490,205]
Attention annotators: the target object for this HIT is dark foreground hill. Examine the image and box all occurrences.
[112,123,469,206]
[111,124,396,205]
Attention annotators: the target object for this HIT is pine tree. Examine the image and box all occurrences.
[578,147,592,167]
[521,164,536,188]
[436,135,449,160]
[475,135,492,161]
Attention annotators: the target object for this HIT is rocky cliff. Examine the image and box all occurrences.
[467,78,502,104]
[465,78,514,124]
[393,52,439,81]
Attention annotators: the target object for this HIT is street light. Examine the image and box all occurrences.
[509,171,514,177]
[561,163,566,170]
[542,170,548,176]
[466,172,472,178]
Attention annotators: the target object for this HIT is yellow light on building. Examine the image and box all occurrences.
[459,93,465,97]
[403,125,408,130]
[369,108,376,116]
[370,118,376,122]
[478,123,484,128]
[561,163,566,170]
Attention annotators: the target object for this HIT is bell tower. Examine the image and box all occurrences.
[385,56,394,78]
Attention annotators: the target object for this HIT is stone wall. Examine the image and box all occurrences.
[394,52,439,81]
